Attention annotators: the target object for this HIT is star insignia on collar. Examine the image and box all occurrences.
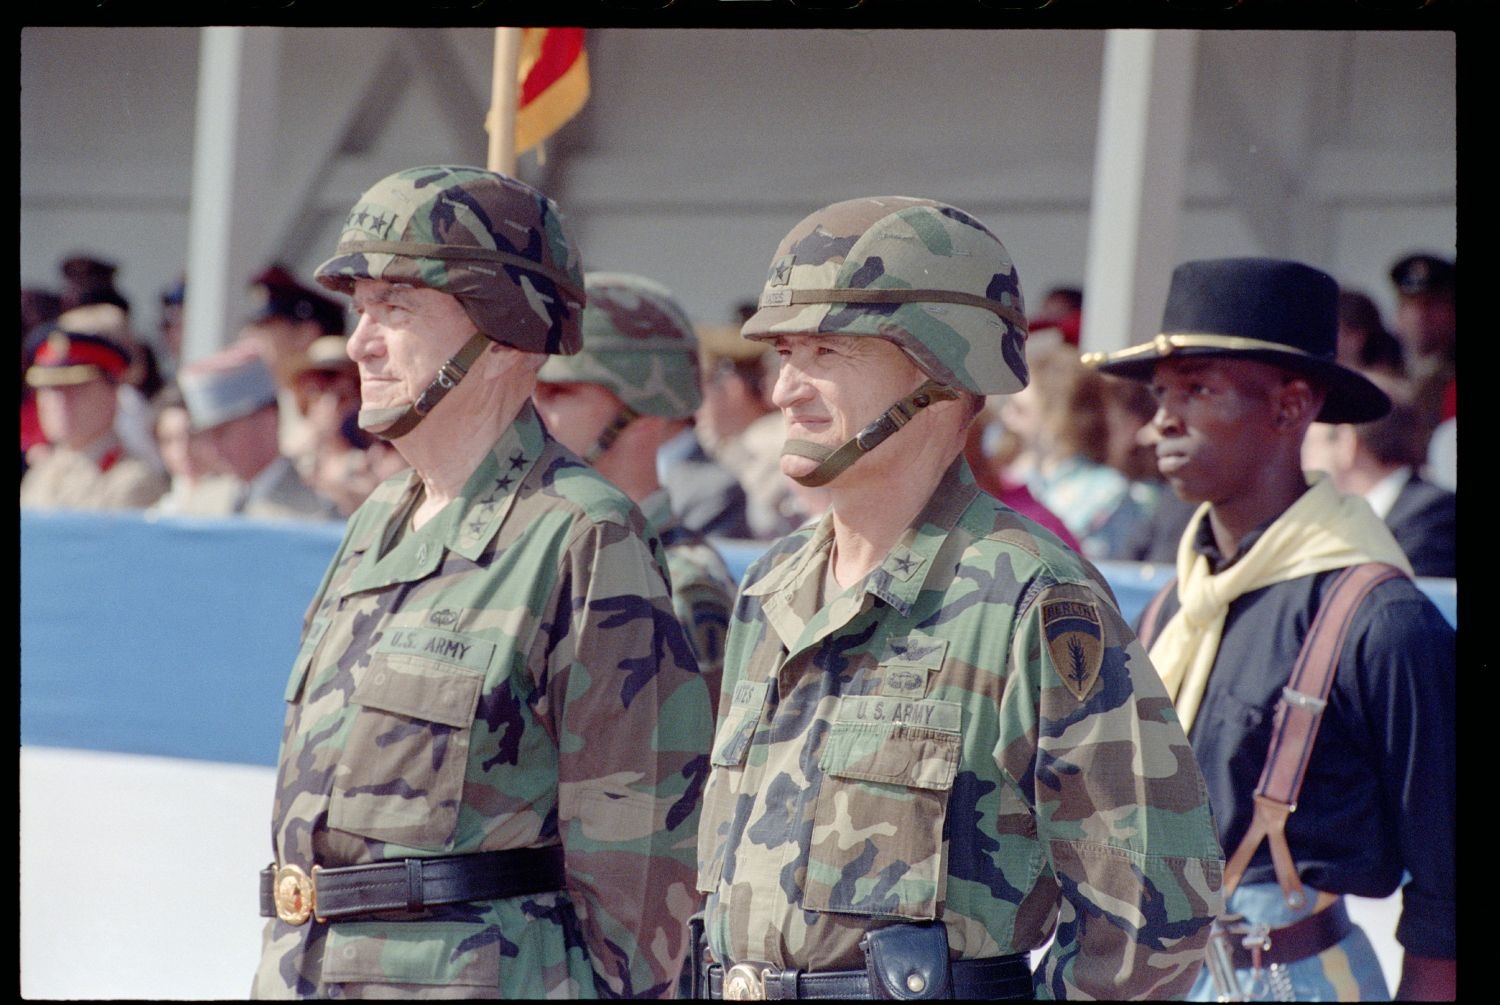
[467,517,486,536]
[508,452,527,471]
[493,475,514,492]
[892,555,919,576]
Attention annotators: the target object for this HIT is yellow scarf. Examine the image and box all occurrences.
[1150,474,1412,733]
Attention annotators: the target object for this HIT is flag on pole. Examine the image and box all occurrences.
[514,28,589,157]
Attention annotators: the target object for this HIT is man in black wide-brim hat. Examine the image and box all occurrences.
[1084,257,1456,1001]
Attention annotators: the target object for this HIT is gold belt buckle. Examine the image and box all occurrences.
[272,863,320,925]
[722,961,772,1000]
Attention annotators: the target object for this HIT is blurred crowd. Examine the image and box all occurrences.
[19,249,1455,579]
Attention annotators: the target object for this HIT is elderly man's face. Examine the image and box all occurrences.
[346,281,476,417]
[36,378,118,450]
[769,333,928,485]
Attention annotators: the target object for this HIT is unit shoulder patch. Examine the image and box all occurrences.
[1042,598,1104,701]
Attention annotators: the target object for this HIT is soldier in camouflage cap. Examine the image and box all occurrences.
[690,197,1223,1000]
[534,272,738,714]
[253,167,712,999]
[313,164,586,440]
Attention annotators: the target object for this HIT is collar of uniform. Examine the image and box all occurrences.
[447,402,545,562]
[863,457,981,615]
[1191,485,1306,574]
[343,403,544,592]
[742,512,835,600]
[745,458,980,651]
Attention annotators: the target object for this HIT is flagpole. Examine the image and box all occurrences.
[489,27,522,174]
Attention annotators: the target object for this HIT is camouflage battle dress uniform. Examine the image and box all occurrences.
[537,272,737,716]
[639,485,736,715]
[696,196,1224,1000]
[253,167,712,999]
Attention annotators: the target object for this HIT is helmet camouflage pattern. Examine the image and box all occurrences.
[741,195,1029,394]
[314,165,585,355]
[537,272,702,418]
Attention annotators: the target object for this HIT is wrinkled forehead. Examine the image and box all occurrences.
[350,278,424,304]
[775,330,928,376]
[770,331,908,358]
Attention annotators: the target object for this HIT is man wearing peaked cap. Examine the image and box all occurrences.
[690,196,1222,1001]
[1086,256,1455,1001]
[58,253,130,313]
[240,264,349,459]
[1387,251,1456,485]
[534,271,739,717]
[21,327,168,511]
[251,166,710,999]
[177,341,339,523]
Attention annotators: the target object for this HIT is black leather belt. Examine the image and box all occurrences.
[1229,898,1353,970]
[705,953,1033,1000]
[259,845,565,925]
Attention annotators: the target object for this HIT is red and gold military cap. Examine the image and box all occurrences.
[25,329,131,388]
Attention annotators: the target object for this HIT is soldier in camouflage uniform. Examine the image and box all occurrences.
[533,272,737,714]
[693,196,1224,1000]
[251,166,713,999]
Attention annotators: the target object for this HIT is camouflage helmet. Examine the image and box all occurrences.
[741,195,1029,395]
[537,272,702,418]
[314,165,585,355]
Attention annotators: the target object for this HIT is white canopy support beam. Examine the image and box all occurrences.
[182,26,282,365]
[1081,29,1198,357]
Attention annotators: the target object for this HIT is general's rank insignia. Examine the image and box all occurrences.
[1042,599,1104,701]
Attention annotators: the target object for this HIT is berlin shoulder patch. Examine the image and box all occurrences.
[1042,598,1104,701]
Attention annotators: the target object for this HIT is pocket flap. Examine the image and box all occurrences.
[820,708,961,791]
[353,655,483,728]
[283,618,330,703]
[321,921,499,987]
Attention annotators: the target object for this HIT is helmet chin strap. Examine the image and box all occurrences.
[583,403,641,464]
[781,379,960,488]
[358,330,493,440]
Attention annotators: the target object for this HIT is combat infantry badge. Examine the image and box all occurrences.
[1042,599,1104,701]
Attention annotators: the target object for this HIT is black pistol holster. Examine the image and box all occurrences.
[859,922,951,1000]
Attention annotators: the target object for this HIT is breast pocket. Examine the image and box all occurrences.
[696,681,768,894]
[283,618,330,704]
[802,699,961,921]
[327,654,484,851]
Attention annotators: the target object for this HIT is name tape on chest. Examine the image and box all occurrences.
[373,627,496,674]
[836,696,962,732]
[729,678,770,712]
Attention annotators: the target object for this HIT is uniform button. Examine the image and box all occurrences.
[906,973,926,993]
[374,672,387,686]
